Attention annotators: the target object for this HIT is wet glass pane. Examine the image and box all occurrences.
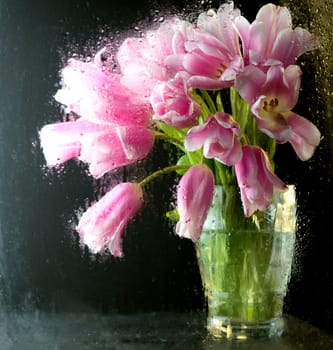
[0,0,332,348]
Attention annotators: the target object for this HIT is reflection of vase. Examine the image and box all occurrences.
[196,185,297,339]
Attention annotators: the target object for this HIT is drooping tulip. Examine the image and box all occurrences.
[79,124,154,178]
[40,118,155,178]
[39,119,85,166]
[176,164,215,241]
[77,182,143,257]
[235,145,287,217]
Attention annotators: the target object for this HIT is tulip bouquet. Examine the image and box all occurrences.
[40,1,320,262]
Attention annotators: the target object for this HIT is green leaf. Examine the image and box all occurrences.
[176,155,191,175]
[156,121,186,141]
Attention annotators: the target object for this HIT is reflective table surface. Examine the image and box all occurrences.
[1,312,333,350]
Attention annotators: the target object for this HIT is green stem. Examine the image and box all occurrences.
[139,164,190,187]
[216,91,224,112]
[268,139,277,165]
[153,131,185,151]
[199,89,217,114]
[196,185,296,325]
[191,91,211,119]
[213,160,230,187]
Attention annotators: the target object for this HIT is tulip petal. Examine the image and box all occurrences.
[288,112,321,161]
[77,183,143,257]
[176,164,214,241]
[235,146,286,216]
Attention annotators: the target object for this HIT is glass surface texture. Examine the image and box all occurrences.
[0,0,332,347]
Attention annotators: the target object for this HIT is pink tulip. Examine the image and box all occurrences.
[77,182,143,257]
[79,124,154,178]
[39,120,84,166]
[150,72,201,128]
[233,3,317,68]
[117,37,168,98]
[40,118,154,178]
[235,64,321,160]
[180,2,243,89]
[176,164,215,241]
[184,112,242,166]
[54,50,152,126]
[235,145,287,217]
[40,118,118,166]
[117,18,193,97]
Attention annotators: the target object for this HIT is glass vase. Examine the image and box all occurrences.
[196,185,297,340]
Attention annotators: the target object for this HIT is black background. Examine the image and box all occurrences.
[0,0,332,333]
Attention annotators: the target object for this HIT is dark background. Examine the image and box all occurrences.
[0,0,332,333]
